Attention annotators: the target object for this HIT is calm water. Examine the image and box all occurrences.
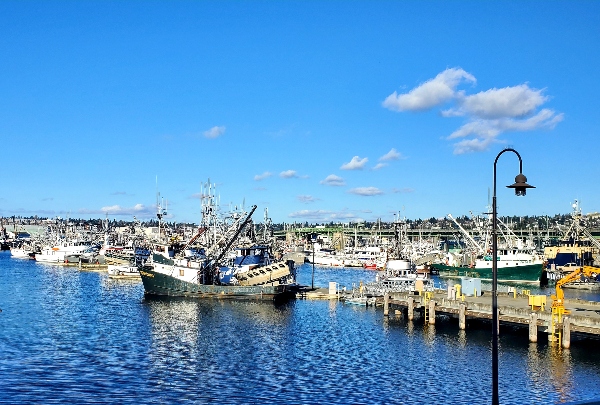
[1,251,600,405]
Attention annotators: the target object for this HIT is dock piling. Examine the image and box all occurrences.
[407,297,414,321]
[383,294,390,317]
[496,308,500,336]
[428,299,436,325]
[529,312,538,343]
[562,316,571,349]
[459,303,466,330]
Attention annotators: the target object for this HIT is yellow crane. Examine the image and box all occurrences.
[550,265,599,343]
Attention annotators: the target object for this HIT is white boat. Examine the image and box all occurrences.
[305,244,363,268]
[9,247,33,259]
[375,275,434,294]
[107,264,140,279]
[384,259,413,276]
[345,296,376,306]
[562,281,600,290]
[348,246,388,270]
[306,250,348,267]
[365,258,435,295]
[35,241,91,263]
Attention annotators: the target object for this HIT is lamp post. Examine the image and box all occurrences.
[310,233,317,290]
[492,148,535,405]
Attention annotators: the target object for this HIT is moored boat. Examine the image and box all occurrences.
[139,185,297,302]
[9,246,34,259]
[431,261,543,283]
[35,241,91,263]
[431,211,544,283]
[108,264,141,279]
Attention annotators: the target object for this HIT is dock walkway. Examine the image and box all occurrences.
[385,290,600,348]
[299,286,600,348]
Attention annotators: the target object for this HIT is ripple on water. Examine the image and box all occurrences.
[2,253,600,404]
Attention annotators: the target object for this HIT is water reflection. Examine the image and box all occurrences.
[549,348,574,403]
[424,324,436,346]
[2,253,600,404]
[525,342,579,403]
[457,329,467,348]
[406,319,415,336]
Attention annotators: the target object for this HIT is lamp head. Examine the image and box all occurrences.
[507,173,535,196]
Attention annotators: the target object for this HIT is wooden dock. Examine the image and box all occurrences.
[297,286,600,348]
[380,290,600,348]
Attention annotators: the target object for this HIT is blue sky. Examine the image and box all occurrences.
[1,1,598,224]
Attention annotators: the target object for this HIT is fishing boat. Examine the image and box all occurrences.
[544,201,599,281]
[431,250,544,283]
[138,184,297,302]
[430,213,544,283]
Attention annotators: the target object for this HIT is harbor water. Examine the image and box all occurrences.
[2,252,600,404]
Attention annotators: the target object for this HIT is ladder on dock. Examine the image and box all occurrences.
[550,306,568,344]
[423,291,433,324]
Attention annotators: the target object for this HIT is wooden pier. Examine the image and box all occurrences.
[380,290,600,348]
[298,285,600,348]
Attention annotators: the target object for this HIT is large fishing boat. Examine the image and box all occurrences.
[431,251,543,282]
[430,213,544,283]
[544,201,599,270]
[139,183,297,302]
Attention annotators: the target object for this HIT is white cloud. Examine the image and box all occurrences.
[288,209,363,222]
[254,171,273,181]
[5,208,56,216]
[203,125,226,139]
[341,156,368,170]
[297,195,319,203]
[103,204,149,214]
[444,84,549,119]
[379,148,404,161]
[448,108,564,154]
[372,163,387,170]
[384,68,563,154]
[320,174,346,187]
[452,138,500,155]
[382,68,476,112]
[79,204,155,217]
[280,170,298,179]
[391,187,415,194]
[348,187,384,196]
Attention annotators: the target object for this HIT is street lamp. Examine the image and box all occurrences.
[309,232,317,290]
[492,148,535,405]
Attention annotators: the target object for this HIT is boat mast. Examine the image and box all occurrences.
[447,214,485,255]
[201,205,258,284]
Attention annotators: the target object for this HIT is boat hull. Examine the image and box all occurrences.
[431,262,543,283]
[139,266,296,301]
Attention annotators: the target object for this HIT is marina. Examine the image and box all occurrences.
[2,192,600,404]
